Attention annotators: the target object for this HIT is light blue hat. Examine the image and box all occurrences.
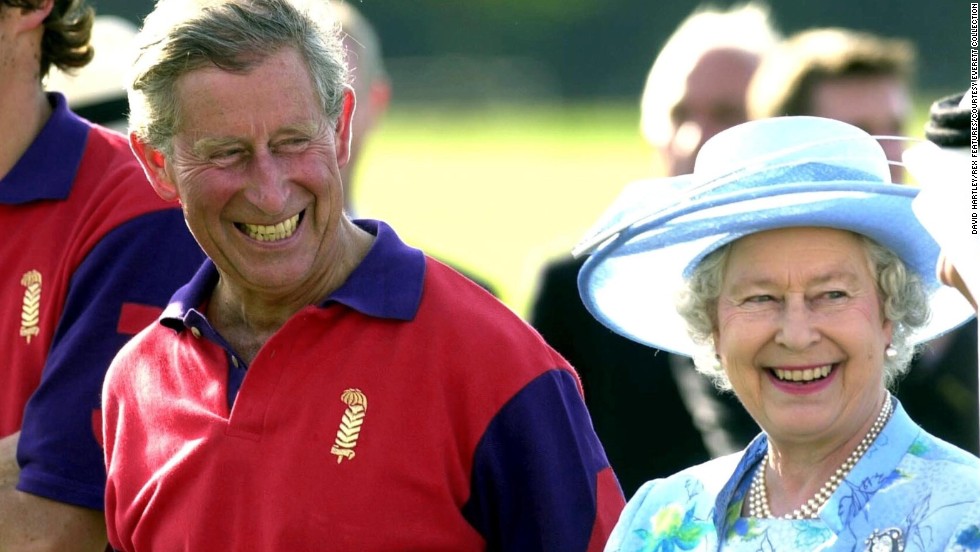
[575,116,976,357]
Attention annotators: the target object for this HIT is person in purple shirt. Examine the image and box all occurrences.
[0,0,204,549]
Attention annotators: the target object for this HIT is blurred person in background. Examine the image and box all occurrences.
[637,4,775,178]
[749,28,979,456]
[332,1,496,295]
[908,86,979,311]
[331,1,390,213]
[529,2,776,498]
[0,0,203,549]
[906,86,980,455]
[748,27,915,183]
[46,14,136,131]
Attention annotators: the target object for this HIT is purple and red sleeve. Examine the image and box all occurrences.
[463,368,625,551]
[16,209,203,509]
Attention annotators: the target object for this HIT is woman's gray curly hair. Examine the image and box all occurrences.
[676,231,931,390]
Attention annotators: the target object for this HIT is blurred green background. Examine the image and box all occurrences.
[352,98,938,319]
[86,0,968,317]
[352,102,651,317]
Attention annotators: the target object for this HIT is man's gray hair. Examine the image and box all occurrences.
[128,0,349,154]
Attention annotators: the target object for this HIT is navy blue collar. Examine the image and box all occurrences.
[161,219,425,330]
[0,93,90,204]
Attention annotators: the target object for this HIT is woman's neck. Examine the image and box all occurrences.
[756,393,890,518]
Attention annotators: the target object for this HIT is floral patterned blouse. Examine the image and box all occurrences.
[604,397,980,551]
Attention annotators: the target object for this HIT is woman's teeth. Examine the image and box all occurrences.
[773,364,833,382]
[241,213,300,242]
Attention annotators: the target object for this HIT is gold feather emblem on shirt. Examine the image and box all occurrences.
[331,388,367,463]
[19,271,42,344]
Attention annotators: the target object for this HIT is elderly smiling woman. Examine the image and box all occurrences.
[576,116,980,551]
[678,229,926,393]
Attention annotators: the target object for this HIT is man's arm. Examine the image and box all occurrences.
[0,432,107,552]
[461,369,625,551]
[938,255,977,310]
[5,210,201,552]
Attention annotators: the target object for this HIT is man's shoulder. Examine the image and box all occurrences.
[422,260,528,330]
[420,260,568,360]
[105,320,183,388]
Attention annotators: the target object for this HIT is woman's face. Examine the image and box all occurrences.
[713,227,893,446]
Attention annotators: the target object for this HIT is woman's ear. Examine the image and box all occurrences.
[130,134,180,202]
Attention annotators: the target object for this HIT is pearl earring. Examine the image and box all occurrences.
[885,344,898,359]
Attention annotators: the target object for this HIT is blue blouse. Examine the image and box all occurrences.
[605,397,980,551]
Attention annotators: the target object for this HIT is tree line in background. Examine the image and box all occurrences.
[92,0,968,99]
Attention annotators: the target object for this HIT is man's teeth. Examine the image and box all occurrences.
[242,213,300,242]
[773,365,832,382]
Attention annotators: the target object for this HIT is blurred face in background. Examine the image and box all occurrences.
[809,75,911,182]
[342,35,389,180]
[664,47,760,177]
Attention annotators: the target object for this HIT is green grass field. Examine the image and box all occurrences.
[353,100,653,319]
[352,97,939,320]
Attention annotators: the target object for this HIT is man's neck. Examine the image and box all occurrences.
[207,220,376,364]
[0,84,51,179]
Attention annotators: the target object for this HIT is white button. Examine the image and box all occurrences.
[190,327,202,338]
[231,356,240,369]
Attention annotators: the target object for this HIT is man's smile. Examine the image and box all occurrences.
[236,212,302,242]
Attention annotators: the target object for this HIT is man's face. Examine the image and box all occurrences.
[809,75,911,182]
[663,48,759,177]
[158,47,353,296]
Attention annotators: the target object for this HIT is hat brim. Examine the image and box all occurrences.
[579,179,976,357]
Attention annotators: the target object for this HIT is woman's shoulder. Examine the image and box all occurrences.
[908,426,980,471]
[900,430,980,502]
[888,399,979,481]
[629,452,746,506]
[609,455,746,552]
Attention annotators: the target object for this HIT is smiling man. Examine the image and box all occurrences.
[100,1,624,550]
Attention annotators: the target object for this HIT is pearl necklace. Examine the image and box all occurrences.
[747,397,893,520]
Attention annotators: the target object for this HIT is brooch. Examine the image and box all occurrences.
[864,528,905,552]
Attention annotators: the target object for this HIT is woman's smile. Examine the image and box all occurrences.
[764,362,840,396]
[769,363,835,383]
